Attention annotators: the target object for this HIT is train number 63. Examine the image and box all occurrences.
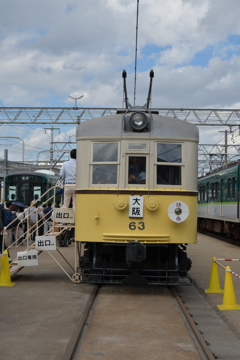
[129,222,145,230]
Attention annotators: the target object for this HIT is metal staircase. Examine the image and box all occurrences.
[2,186,77,281]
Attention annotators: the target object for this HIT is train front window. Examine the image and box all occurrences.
[8,186,17,201]
[33,186,41,201]
[157,143,182,163]
[128,156,146,185]
[91,142,119,185]
[93,143,118,162]
[156,143,182,186]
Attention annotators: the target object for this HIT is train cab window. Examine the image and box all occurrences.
[91,143,119,185]
[156,143,182,185]
[8,186,17,201]
[128,156,146,185]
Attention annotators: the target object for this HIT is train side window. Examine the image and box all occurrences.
[232,177,236,199]
[199,185,206,202]
[91,143,119,185]
[211,183,214,199]
[227,178,232,199]
[203,185,206,201]
[215,182,219,200]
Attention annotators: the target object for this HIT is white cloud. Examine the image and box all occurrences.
[1,0,240,162]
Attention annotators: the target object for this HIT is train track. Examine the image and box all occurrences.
[61,285,216,360]
[198,229,240,247]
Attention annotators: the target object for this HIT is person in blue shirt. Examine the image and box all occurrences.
[60,149,76,209]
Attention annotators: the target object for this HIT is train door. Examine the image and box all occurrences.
[220,179,224,217]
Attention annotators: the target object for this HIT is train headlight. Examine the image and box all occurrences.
[130,112,148,131]
[168,201,189,223]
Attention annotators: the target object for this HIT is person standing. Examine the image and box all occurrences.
[60,149,76,209]
[0,203,5,254]
[43,201,53,234]
[3,201,13,247]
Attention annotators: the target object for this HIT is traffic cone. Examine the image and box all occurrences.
[217,266,240,310]
[0,250,16,287]
[205,257,223,293]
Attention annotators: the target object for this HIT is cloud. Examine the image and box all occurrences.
[1,0,240,163]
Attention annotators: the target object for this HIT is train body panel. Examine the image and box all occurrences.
[75,107,199,284]
[75,192,197,244]
[198,162,240,238]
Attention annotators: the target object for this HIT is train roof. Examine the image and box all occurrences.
[198,161,240,180]
[5,171,55,178]
[76,113,199,141]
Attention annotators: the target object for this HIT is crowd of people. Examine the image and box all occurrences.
[0,149,77,256]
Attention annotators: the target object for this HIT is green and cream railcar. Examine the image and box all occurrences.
[198,163,240,238]
[75,108,199,284]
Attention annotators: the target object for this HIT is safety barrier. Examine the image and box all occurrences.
[0,251,15,286]
[206,257,240,310]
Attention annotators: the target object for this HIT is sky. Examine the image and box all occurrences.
[1,0,240,165]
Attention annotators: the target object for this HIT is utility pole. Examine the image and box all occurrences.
[219,130,229,167]
[44,126,60,169]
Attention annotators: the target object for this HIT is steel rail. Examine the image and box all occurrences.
[171,287,216,360]
[62,285,99,360]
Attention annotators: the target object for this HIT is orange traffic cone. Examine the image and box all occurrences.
[0,250,16,287]
[217,266,240,310]
[205,257,223,293]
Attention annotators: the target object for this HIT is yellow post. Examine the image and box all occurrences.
[0,250,16,287]
[217,266,240,310]
[205,257,223,293]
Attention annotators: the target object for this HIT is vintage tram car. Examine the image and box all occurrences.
[198,161,240,239]
[75,73,199,285]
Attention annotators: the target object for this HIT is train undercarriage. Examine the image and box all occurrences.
[198,217,240,241]
[79,242,192,285]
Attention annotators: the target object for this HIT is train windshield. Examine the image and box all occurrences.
[156,143,182,185]
[91,143,119,185]
[5,173,55,204]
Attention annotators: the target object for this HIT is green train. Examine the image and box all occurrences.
[4,171,58,205]
[198,161,240,239]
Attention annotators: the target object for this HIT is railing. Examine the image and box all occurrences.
[2,185,64,255]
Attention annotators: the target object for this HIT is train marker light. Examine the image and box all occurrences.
[168,201,189,223]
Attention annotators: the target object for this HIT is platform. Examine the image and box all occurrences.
[1,234,240,359]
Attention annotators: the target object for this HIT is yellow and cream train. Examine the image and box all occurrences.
[75,81,199,285]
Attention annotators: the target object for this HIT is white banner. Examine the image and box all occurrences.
[17,250,38,266]
[129,196,144,218]
[53,209,75,224]
[35,236,56,251]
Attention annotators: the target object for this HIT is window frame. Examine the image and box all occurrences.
[155,142,183,187]
[90,142,120,187]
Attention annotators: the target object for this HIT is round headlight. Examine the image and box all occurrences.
[130,112,148,131]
